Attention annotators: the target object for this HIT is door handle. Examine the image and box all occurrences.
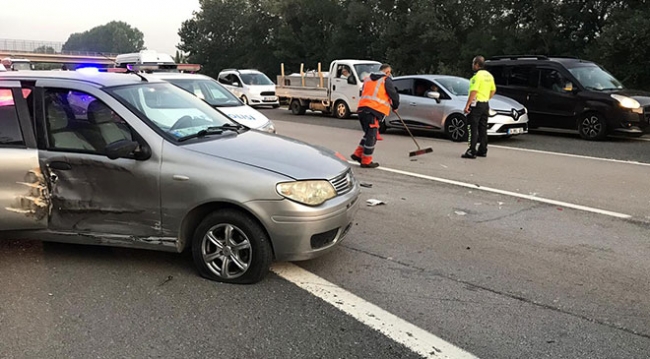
[49,161,71,170]
[333,85,336,91]
[409,102,417,106]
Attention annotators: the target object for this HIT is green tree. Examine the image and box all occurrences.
[63,21,145,54]
[33,45,56,54]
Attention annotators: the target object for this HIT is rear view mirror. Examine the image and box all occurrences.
[564,82,574,92]
[232,82,240,87]
[105,139,139,160]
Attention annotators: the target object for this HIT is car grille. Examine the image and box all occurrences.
[329,169,353,195]
[260,91,275,96]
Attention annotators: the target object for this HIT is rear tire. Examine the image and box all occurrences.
[290,99,306,115]
[191,210,272,284]
[578,112,607,141]
[445,115,468,142]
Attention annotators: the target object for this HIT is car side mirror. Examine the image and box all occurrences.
[232,82,240,87]
[347,76,357,85]
[105,139,140,160]
[427,91,441,102]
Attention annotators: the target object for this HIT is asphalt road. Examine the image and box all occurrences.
[259,107,650,164]
[1,114,649,358]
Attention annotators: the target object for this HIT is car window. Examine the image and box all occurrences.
[240,72,274,86]
[568,65,624,91]
[0,88,25,146]
[109,83,238,141]
[434,77,470,97]
[44,88,133,154]
[487,66,507,86]
[218,74,231,85]
[539,69,576,93]
[227,74,240,86]
[168,79,242,107]
[393,79,414,95]
[506,66,538,87]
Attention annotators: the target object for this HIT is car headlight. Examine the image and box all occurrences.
[258,120,276,133]
[489,109,497,117]
[611,94,641,109]
[276,180,337,206]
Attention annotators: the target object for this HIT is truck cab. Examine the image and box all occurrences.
[276,59,382,119]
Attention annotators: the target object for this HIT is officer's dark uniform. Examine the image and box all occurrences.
[464,69,496,157]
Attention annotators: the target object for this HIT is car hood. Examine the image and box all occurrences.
[215,104,271,129]
[183,130,349,180]
[489,95,525,111]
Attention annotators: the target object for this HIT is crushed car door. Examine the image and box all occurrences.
[34,82,165,245]
[0,80,48,231]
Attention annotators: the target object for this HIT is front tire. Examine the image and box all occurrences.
[578,112,607,141]
[241,95,249,105]
[445,115,468,142]
[333,100,351,119]
[192,210,272,284]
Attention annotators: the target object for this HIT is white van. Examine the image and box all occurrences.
[217,69,279,108]
[115,50,176,70]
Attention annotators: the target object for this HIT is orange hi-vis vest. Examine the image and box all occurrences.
[358,76,392,116]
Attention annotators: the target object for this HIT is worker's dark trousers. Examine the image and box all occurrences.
[355,110,379,164]
[467,102,489,155]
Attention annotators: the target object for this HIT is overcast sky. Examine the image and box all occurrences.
[1,0,201,55]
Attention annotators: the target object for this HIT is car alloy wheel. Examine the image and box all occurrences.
[201,224,252,280]
[192,210,272,284]
[241,96,249,105]
[334,100,350,119]
[446,116,467,142]
[579,113,607,140]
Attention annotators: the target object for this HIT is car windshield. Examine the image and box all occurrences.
[354,63,381,81]
[12,62,31,71]
[435,77,470,96]
[240,72,274,86]
[568,65,623,91]
[109,83,239,141]
[167,78,243,107]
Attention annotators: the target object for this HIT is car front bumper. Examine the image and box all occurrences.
[245,184,361,261]
[249,95,279,106]
[488,113,529,136]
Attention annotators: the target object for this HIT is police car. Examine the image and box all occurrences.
[95,64,276,133]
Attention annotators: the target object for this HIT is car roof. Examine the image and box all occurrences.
[334,60,382,65]
[485,56,596,67]
[145,72,213,80]
[0,70,166,87]
[394,74,467,82]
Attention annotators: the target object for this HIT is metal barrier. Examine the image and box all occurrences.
[0,38,118,57]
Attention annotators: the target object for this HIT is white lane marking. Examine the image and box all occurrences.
[272,262,478,359]
[348,162,632,219]
[487,145,650,167]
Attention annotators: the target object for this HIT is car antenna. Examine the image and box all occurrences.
[125,64,149,82]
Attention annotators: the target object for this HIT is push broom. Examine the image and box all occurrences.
[393,110,433,157]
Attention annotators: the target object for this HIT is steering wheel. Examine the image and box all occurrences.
[170,115,195,131]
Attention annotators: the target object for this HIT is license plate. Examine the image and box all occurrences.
[264,96,277,101]
[508,128,524,135]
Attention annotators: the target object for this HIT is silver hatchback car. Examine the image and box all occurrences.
[0,71,360,284]
[384,75,529,141]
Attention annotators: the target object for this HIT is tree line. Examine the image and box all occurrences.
[177,0,650,90]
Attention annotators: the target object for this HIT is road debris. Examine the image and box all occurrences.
[366,199,385,206]
[360,182,373,188]
[455,211,467,216]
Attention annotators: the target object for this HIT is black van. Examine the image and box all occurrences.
[484,55,650,140]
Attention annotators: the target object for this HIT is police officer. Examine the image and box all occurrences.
[462,56,496,159]
[351,64,399,168]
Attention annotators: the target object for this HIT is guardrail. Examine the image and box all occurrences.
[0,38,119,58]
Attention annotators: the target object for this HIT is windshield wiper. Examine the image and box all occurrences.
[176,124,244,142]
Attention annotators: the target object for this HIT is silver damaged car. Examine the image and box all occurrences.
[0,71,360,284]
[384,75,529,141]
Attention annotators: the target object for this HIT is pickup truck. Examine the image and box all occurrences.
[276,59,382,119]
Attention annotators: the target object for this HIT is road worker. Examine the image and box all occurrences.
[462,56,496,159]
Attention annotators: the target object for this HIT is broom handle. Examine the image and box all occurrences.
[393,111,421,150]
